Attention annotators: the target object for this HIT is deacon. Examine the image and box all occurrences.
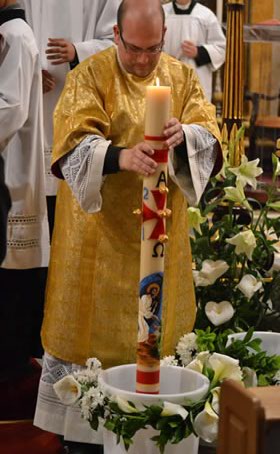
[163,0,226,100]
[34,0,221,452]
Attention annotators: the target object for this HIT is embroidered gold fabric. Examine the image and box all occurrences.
[42,47,221,368]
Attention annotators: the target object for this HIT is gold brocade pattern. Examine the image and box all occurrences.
[42,47,220,368]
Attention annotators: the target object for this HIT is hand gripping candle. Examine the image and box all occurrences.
[136,79,171,394]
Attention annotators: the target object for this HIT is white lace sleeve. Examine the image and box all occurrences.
[168,125,217,206]
[59,135,111,213]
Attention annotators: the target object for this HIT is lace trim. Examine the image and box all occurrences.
[41,353,83,385]
[8,215,39,225]
[7,239,40,249]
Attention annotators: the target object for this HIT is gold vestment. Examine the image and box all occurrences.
[42,47,220,368]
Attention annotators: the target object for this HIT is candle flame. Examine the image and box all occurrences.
[156,77,160,87]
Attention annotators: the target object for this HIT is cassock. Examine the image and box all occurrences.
[19,0,120,196]
[34,45,221,442]
[163,0,226,101]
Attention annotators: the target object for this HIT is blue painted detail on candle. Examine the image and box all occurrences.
[138,272,163,348]
[143,186,149,200]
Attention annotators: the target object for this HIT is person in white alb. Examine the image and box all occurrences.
[0,0,49,388]
[163,0,226,100]
[19,0,121,237]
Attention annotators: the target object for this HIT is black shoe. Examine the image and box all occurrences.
[64,441,104,454]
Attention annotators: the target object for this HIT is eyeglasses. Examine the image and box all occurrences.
[119,30,164,55]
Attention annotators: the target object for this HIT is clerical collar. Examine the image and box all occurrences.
[172,0,196,15]
[0,6,26,26]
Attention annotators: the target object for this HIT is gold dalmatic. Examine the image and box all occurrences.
[42,47,221,368]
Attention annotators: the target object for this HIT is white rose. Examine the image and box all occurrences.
[53,375,82,405]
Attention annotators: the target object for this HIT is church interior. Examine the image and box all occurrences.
[0,1,280,453]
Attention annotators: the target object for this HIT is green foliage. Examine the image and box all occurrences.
[191,139,280,333]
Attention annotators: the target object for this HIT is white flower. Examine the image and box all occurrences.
[53,375,82,405]
[205,301,235,326]
[226,230,257,260]
[229,155,263,189]
[223,181,251,210]
[236,274,263,300]
[176,333,198,366]
[187,207,206,235]
[160,355,179,367]
[80,385,104,420]
[268,201,280,212]
[115,396,139,414]
[208,353,243,383]
[273,370,280,385]
[193,260,229,287]
[187,351,210,374]
[193,400,219,443]
[86,358,102,371]
[161,402,188,420]
[210,387,220,415]
[242,367,258,387]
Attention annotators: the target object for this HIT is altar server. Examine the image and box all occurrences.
[0,0,49,380]
[163,0,226,100]
[19,0,120,236]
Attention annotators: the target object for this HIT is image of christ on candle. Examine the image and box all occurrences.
[137,272,163,362]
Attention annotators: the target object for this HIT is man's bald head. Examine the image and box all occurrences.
[117,0,165,33]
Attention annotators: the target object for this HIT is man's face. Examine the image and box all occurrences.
[114,18,166,78]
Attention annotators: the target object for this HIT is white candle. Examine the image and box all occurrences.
[136,80,171,394]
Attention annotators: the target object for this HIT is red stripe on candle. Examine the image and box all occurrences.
[136,390,159,395]
[153,149,168,163]
[144,135,166,141]
[136,369,160,384]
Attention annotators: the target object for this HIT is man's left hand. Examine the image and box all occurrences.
[46,38,76,65]
[163,118,184,149]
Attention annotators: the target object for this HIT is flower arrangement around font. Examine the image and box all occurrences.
[53,329,280,453]
[188,127,280,333]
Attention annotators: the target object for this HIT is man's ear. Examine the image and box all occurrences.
[113,25,120,45]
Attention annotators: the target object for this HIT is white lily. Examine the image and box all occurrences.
[226,230,257,260]
[205,301,235,326]
[267,201,280,212]
[193,400,219,443]
[193,259,229,287]
[115,396,139,414]
[223,181,251,210]
[161,401,188,420]
[53,375,82,405]
[210,387,220,414]
[229,155,263,189]
[208,353,243,383]
[187,207,207,235]
[236,274,263,300]
[242,367,258,387]
[187,351,210,374]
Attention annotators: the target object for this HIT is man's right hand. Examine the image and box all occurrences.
[119,142,157,176]
[42,70,56,94]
